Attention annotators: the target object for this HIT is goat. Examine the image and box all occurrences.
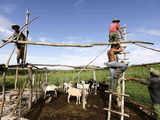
[87,79,100,95]
[76,82,90,92]
[42,83,58,99]
[63,81,72,93]
[67,87,82,104]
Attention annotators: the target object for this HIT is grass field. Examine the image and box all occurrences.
[0,64,160,105]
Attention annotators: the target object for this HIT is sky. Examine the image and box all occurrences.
[0,0,160,69]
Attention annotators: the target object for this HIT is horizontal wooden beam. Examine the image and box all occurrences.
[29,63,108,70]
[104,108,129,117]
[2,40,154,48]
[105,90,129,97]
[131,62,160,67]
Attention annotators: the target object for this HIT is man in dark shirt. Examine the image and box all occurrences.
[10,24,26,64]
[127,68,160,120]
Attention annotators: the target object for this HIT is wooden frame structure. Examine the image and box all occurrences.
[0,10,159,119]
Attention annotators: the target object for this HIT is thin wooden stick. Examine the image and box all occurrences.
[0,71,6,116]
[28,65,33,110]
[5,45,16,67]
[35,71,38,101]
[134,43,160,52]
[104,108,129,117]
[105,90,129,97]
[121,72,126,120]
[45,69,48,83]
[15,67,19,90]
[82,88,86,110]
[107,93,112,120]
[23,9,30,64]
[2,40,154,47]
[117,78,122,108]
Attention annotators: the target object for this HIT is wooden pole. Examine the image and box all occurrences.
[2,40,154,47]
[35,71,38,101]
[45,69,48,83]
[134,43,160,52]
[32,73,35,86]
[23,9,30,64]
[117,78,121,107]
[0,70,6,116]
[121,72,126,120]
[82,88,86,110]
[107,93,112,120]
[28,65,33,109]
[93,70,96,81]
[15,67,19,90]
[5,45,16,67]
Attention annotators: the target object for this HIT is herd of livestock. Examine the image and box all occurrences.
[42,79,109,104]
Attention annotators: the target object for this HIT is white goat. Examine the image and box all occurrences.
[67,87,82,104]
[44,84,58,98]
[63,81,72,93]
[76,82,90,92]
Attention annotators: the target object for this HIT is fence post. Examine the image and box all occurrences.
[0,69,6,116]
[28,65,33,109]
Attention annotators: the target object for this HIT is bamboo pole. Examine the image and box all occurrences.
[23,9,30,64]
[45,69,48,83]
[93,70,96,81]
[107,93,112,120]
[2,40,154,47]
[121,73,126,120]
[15,67,19,90]
[104,108,129,117]
[19,85,22,117]
[0,70,6,116]
[134,43,160,52]
[105,90,129,97]
[28,65,33,110]
[117,78,122,108]
[35,71,38,101]
[5,45,16,67]
[82,88,86,110]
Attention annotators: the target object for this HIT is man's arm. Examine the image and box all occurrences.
[113,43,123,53]
[117,24,124,40]
[125,78,150,85]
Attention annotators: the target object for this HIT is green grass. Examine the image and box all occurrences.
[0,64,159,105]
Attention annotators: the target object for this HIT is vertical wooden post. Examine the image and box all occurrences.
[28,65,32,109]
[121,72,125,120]
[23,9,30,64]
[32,73,35,86]
[19,85,22,117]
[15,67,19,90]
[117,78,121,108]
[93,70,96,81]
[107,93,112,120]
[45,69,48,83]
[0,70,6,116]
[35,71,38,101]
[82,88,86,110]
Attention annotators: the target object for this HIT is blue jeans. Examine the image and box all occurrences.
[107,61,128,90]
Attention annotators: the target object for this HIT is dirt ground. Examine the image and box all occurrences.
[24,91,156,120]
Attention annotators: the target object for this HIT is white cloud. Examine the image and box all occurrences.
[137,29,160,37]
[0,14,12,38]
